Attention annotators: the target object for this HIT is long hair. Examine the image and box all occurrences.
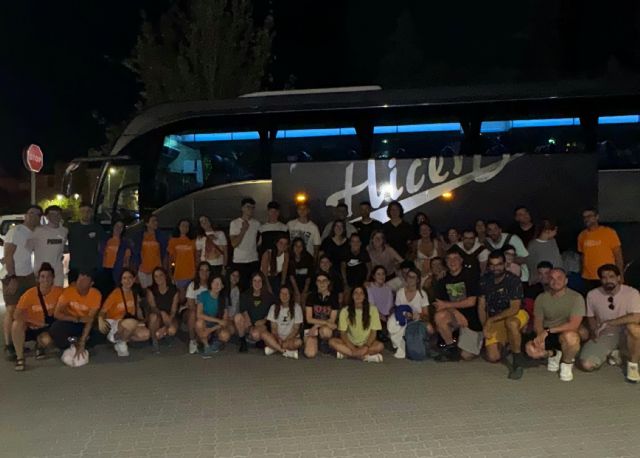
[193,261,212,289]
[196,215,214,237]
[348,286,371,330]
[249,271,269,297]
[369,265,387,282]
[274,284,295,322]
[172,218,195,239]
[207,274,227,318]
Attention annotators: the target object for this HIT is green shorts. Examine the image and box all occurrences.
[580,332,622,368]
[2,274,36,306]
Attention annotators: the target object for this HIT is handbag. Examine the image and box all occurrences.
[457,327,484,356]
[61,345,90,367]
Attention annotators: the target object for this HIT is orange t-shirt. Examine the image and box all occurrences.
[140,232,162,273]
[577,226,621,280]
[57,286,102,319]
[168,236,196,281]
[16,286,64,328]
[102,289,137,320]
[103,238,131,269]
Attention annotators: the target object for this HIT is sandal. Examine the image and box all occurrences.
[14,358,25,372]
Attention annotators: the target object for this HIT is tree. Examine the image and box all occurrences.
[128,0,274,107]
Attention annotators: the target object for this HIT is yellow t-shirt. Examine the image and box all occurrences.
[338,305,382,346]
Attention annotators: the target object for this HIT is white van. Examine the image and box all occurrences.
[0,214,25,278]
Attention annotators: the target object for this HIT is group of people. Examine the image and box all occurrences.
[2,198,638,384]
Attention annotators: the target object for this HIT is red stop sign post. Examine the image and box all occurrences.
[23,144,44,204]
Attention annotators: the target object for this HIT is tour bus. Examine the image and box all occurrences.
[62,82,640,252]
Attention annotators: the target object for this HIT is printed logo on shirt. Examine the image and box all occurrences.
[89,232,96,239]
[347,258,362,267]
[584,239,603,248]
[445,282,468,302]
[46,238,64,245]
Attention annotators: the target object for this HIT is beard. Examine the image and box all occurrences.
[602,282,616,292]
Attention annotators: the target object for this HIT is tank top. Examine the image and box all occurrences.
[152,285,177,313]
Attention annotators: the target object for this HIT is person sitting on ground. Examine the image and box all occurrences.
[12,263,63,371]
[261,234,289,295]
[183,262,211,354]
[49,270,102,356]
[387,267,430,359]
[433,250,481,361]
[234,272,275,353]
[262,285,303,359]
[478,251,528,380]
[98,268,150,357]
[145,267,179,352]
[304,273,339,358]
[329,286,384,362]
[525,268,584,382]
[195,275,232,354]
[579,264,640,383]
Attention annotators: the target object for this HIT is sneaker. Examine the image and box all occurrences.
[35,346,47,360]
[188,339,198,354]
[559,361,574,382]
[434,344,460,363]
[283,350,299,360]
[203,343,220,355]
[239,338,248,353]
[364,354,383,363]
[114,341,129,357]
[151,341,160,354]
[626,362,640,383]
[393,347,406,359]
[4,345,16,362]
[336,351,345,360]
[264,346,276,356]
[507,353,524,380]
[547,350,562,372]
[608,349,623,366]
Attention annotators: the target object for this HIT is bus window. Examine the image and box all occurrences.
[271,127,361,162]
[373,124,463,159]
[96,164,140,224]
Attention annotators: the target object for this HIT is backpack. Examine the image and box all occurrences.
[404,321,428,361]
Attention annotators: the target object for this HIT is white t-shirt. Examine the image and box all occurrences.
[287,219,321,255]
[395,287,430,315]
[195,231,227,266]
[186,281,208,301]
[229,218,260,263]
[5,225,35,276]
[267,303,303,339]
[30,225,68,286]
[455,240,489,263]
[485,233,530,282]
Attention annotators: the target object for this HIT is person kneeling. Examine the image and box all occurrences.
[262,285,303,359]
[329,286,384,362]
[12,263,63,371]
[525,268,584,382]
[195,275,232,354]
[98,269,150,357]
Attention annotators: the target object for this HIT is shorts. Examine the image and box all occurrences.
[544,333,562,352]
[138,270,153,289]
[580,331,621,367]
[175,279,191,290]
[2,274,36,306]
[106,319,120,343]
[485,309,530,347]
[25,326,50,342]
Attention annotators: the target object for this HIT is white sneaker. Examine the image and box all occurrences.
[364,354,383,363]
[336,351,344,360]
[559,362,574,382]
[608,349,622,366]
[264,346,276,356]
[547,350,562,372]
[188,339,198,354]
[114,341,129,357]
[626,362,640,383]
[394,347,406,359]
[283,350,299,360]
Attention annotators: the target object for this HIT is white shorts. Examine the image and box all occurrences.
[106,319,120,343]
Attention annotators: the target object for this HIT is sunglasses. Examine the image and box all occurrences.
[608,296,615,310]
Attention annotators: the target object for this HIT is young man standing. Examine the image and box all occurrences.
[258,201,288,256]
[352,201,382,247]
[321,203,357,240]
[3,205,42,360]
[579,264,640,383]
[485,220,529,283]
[578,208,624,292]
[31,205,68,287]
[67,202,105,283]
[479,251,528,379]
[229,197,261,289]
[525,268,584,382]
[287,203,321,259]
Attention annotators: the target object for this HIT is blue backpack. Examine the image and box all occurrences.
[404,320,428,361]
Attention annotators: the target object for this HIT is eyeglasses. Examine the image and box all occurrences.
[608,296,615,310]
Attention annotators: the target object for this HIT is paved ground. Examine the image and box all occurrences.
[2,313,640,458]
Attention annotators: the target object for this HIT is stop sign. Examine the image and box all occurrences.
[23,144,44,173]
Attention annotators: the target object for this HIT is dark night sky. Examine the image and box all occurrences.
[1,1,639,176]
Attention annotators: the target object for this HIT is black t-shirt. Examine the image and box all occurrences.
[240,291,275,323]
[150,285,178,314]
[353,219,382,247]
[305,291,340,327]
[288,251,315,291]
[311,269,344,295]
[68,222,106,271]
[344,248,371,287]
[382,220,413,257]
[435,268,481,331]
[320,237,349,269]
[479,272,523,317]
